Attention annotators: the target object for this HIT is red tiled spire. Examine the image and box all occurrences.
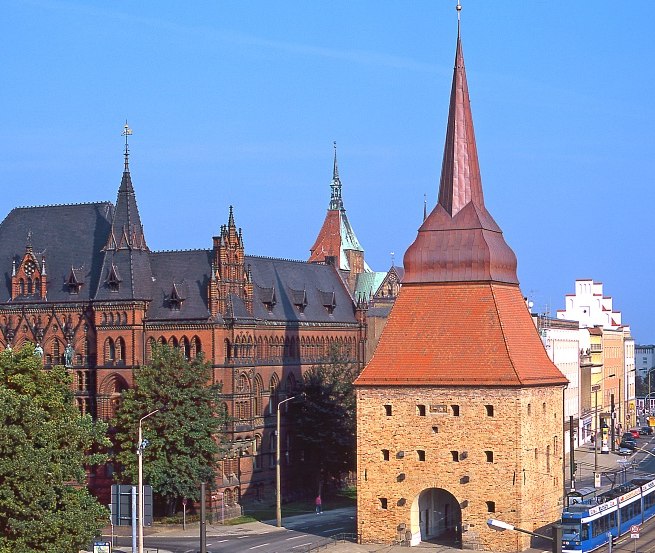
[403,28,518,285]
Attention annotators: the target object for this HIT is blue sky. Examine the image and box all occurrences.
[1,1,654,341]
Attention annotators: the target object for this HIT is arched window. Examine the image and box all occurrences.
[105,338,115,362]
[53,339,61,363]
[254,375,264,417]
[116,337,126,363]
[19,279,24,295]
[34,278,40,296]
[122,312,128,324]
[253,434,262,469]
[192,336,201,356]
[158,336,166,346]
[182,336,190,358]
[268,374,280,416]
[170,336,178,349]
[224,339,232,360]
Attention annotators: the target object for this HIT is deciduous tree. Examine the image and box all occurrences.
[112,344,225,515]
[291,345,360,494]
[0,345,109,553]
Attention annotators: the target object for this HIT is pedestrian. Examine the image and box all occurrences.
[315,495,322,514]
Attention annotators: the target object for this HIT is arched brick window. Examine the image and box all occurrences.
[254,375,264,416]
[116,337,126,363]
[268,374,279,416]
[105,338,115,362]
[191,336,201,357]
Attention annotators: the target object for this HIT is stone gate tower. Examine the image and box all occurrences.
[354,13,568,553]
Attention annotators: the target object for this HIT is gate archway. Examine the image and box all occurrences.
[409,488,461,547]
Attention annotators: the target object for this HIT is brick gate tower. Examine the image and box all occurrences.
[354,10,568,552]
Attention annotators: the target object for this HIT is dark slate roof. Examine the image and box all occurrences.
[0,202,113,302]
[148,249,213,321]
[244,255,357,324]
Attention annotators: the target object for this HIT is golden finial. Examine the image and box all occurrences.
[122,120,133,171]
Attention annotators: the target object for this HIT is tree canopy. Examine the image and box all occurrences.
[0,344,109,553]
[112,344,225,514]
[291,346,360,494]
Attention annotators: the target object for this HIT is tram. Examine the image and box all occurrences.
[561,478,655,552]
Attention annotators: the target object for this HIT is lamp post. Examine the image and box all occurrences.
[138,409,161,553]
[592,384,601,473]
[276,395,296,528]
[487,519,562,553]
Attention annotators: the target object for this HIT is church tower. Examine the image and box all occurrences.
[308,143,371,292]
[355,8,567,551]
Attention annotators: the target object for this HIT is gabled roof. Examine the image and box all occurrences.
[0,202,113,302]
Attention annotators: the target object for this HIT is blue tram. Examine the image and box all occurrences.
[561,478,655,553]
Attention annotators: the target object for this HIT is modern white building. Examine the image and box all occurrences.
[635,344,655,379]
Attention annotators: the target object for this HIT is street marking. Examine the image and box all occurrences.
[292,544,313,549]
[237,535,248,538]
[215,539,229,543]
[249,544,269,549]
[286,535,306,540]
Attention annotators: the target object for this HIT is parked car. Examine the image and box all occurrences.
[617,446,633,456]
[641,426,654,436]
[630,429,641,439]
[620,439,637,451]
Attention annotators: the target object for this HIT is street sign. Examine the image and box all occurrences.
[93,542,111,553]
[630,524,640,539]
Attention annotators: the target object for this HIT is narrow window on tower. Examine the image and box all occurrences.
[451,405,460,417]
[417,450,426,462]
[416,404,426,416]
[384,404,392,417]
[451,451,459,462]
[381,449,390,461]
[379,498,388,510]
[485,405,494,417]
[485,451,494,463]
[486,501,496,513]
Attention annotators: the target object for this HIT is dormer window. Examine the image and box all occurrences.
[66,267,84,294]
[11,243,47,300]
[167,283,185,311]
[261,285,276,313]
[290,288,308,314]
[320,290,337,315]
[106,264,122,292]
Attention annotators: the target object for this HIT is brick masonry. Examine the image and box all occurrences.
[356,385,564,551]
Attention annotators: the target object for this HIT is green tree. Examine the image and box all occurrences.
[112,344,225,515]
[0,344,109,553]
[291,346,360,495]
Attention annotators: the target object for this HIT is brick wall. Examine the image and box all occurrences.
[356,385,564,551]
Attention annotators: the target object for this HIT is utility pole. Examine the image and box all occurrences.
[276,396,296,528]
[593,384,601,476]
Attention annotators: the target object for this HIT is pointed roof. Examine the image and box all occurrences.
[308,144,372,272]
[356,20,566,389]
[95,127,153,300]
[402,27,518,285]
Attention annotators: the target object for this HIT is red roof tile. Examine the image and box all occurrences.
[355,282,568,387]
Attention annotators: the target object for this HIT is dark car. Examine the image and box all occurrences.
[641,426,654,436]
[620,439,637,451]
[623,432,637,442]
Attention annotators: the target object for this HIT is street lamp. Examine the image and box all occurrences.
[487,519,562,553]
[138,408,161,553]
[276,395,296,528]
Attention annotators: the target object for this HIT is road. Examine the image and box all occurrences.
[107,508,357,553]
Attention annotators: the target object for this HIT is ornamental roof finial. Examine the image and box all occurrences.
[122,120,133,172]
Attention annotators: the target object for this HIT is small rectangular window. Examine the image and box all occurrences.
[451,405,460,417]
[384,404,392,416]
[380,498,388,510]
[486,501,496,513]
[382,449,390,461]
[417,404,426,416]
[417,450,426,461]
[485,404,494,417]
[451,450,459,462]
[485,450,494,463]
[432,426,439,434]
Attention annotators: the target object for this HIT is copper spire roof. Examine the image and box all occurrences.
[355,18,567,389]
[403,27,518,285]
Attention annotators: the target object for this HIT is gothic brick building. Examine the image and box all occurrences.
[354,18,568,552]
[0,134,367,512]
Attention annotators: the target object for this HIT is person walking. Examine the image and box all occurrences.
[315,495,322,514]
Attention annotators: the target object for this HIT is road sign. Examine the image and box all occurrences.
[630,524,640,539]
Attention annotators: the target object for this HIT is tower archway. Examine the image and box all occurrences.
[409,488,461,547]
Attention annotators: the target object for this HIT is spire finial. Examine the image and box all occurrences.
[122,120,133,172]
[423,194,427,221]
[390,252,395,267]
[456,0,462,35]
[329,141,343,210]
